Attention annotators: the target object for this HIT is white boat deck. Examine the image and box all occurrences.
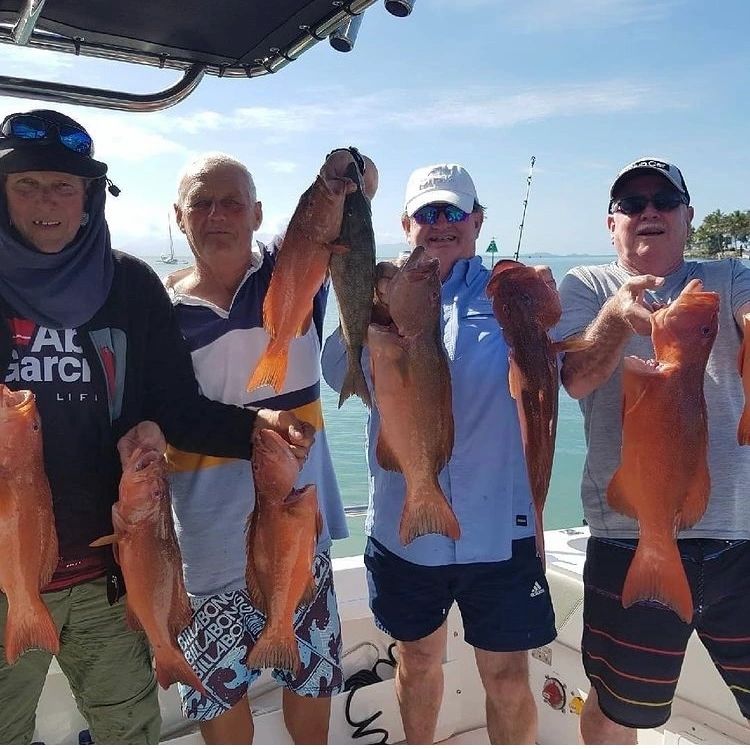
[31,527,750,745]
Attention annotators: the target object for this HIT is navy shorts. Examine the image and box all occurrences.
[583,537,750,729]
[364,537,556,651]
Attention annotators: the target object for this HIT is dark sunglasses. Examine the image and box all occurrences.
[0,114,93,156]
[610,191,688,216]
[412,203,471,225]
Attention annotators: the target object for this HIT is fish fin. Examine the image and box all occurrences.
[376,433,401,472]
[295,309,314,337]
[739,409,750,446]
[399,486,461,545]
[740,336,747,377]
[606,469,637,519]
[89,533,119,548]
[553,336,592,353]
[438,409,455,468]
[4,599,59,664]
[299,575,317,608]
[169,577,194,638]
[679,463,710,529]
[245,561,266,614]
[327,242,350,256]
[534,506,546,569]
[316,508,323,540]
[338,355,372,409]
[155,649,206,695]
[247,339,288,393]
[246,630,301,674]
[508,353,525,401]
[622,539,693,623]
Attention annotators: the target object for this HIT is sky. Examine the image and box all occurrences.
[0,0,748,258]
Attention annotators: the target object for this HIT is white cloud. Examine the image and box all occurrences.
[0,46,73,77]
[267,160,297,174]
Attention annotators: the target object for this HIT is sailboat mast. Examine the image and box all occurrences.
[514,156,536,261]
[167,212,174,260]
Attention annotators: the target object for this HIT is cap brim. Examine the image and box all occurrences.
[406,188,475,216]
[0,142,107,179]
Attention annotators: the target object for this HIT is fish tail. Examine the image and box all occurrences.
[338,355,371,409]
[399,487,461,545]
[246,629,300,674]
[4,598,59,664]
[155,649,206,695]
[622,540,693,623]
[247,340,288,393]
[738,408,750,445]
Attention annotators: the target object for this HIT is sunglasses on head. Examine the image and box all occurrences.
[0,114,93,156]
[412,203,471,225]
[610,191,687,216]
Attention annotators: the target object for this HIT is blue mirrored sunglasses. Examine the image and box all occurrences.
[412,203,470,225]
[0,114,93,156]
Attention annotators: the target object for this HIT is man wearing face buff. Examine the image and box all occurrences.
[556,157,750,743]
[0,109,313,744]
[322,163,557,744]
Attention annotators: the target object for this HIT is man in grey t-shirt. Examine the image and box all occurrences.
[557,157,750,743]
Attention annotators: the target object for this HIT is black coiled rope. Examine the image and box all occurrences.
[344,642,398,744]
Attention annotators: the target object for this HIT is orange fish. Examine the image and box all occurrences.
[245,429,321,673]
[0,385,59,664]
[738,312,750,445]
[247,174,349,393]
[486,260,584,560]
[607,282,720,622]
[368,246,459,545]
[91,421,203,693]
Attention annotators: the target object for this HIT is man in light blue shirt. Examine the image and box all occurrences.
[321,163,556,745]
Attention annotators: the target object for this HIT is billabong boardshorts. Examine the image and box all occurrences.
[364,536,556,651]
[177,551,343,721]
[582,536,750,729]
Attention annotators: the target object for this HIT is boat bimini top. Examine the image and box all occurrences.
[0,0,415,111]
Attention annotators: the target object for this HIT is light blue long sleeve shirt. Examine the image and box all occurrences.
[321,255,535,566]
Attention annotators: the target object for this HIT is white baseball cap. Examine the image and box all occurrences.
[404,163,478,216]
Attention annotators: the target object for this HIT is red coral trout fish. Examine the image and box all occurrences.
[608,281,719,622]
[246,429,321,673]
[0,385,59,664]
[486,259,585,560]
[368,246,459,545]
[247,173,350,394]
[91,421,203,693]
[738,312,750,445]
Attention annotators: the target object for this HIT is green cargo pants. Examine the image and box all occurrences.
[0,577,160,744]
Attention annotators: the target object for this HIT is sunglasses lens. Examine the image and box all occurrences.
[59,126,93,155]
[413,206,438,225]
[7,115,48,140]
[652,194,682,211]
[444,205,469,223]
[615,196,647,215]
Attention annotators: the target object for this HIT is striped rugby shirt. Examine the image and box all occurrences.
[166,241,348,597]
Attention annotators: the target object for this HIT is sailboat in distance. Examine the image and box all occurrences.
[161,212,179,264]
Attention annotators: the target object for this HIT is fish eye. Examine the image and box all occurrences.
[700,325,712,336]
[32,421,40,431]
[521,293,532,305]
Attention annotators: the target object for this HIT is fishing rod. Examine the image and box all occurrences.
[514,155,536,261]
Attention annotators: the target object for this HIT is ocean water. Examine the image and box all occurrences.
[146,252,749,559]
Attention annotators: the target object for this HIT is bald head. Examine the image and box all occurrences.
[176,152,256,209]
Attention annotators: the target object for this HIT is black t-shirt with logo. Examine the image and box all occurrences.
[4,314,111,589]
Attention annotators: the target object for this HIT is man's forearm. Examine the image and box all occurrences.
[561,298,634,400]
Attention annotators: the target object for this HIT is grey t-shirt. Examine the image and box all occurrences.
[557,258,750,539]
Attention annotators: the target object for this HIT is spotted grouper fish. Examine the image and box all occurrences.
[486,259,585,560]
[0,385,59,664]
[368,245,459,545]
[91,421,203,693]
[738,312,750,445]
[329,157,377,408]
[245,429,321,673]
[608,281,719,622]
[247,171,350,394]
